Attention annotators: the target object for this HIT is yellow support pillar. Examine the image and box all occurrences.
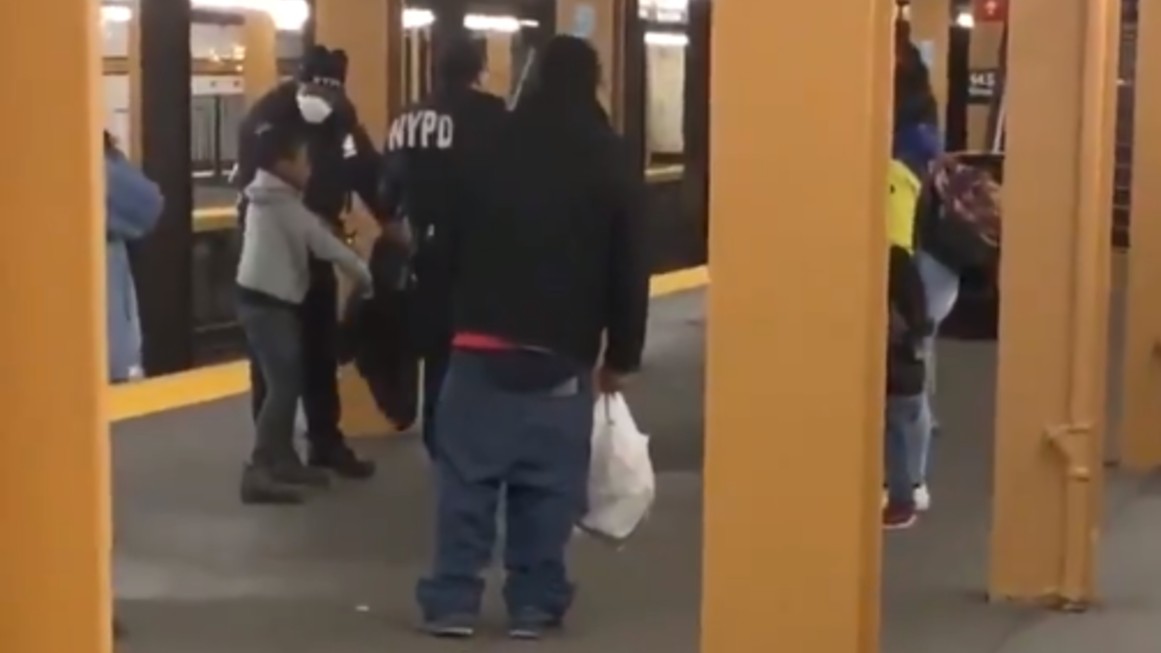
[314,0,403,437]
[989,0,1119,606]
[241,10,278,109]
[484,32,513,101]
[0,1,111,653]
[314,0,401,143]
[909,0,950,130]
[702,1,892,652]
[556,0,625,128]
[1120,0,1161,470]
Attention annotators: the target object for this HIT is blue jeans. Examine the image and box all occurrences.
[885,394,923,506]
[911,250,960,484]
[417,351,593,621]
[421,344,450,461]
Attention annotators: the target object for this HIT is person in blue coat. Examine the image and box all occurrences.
[104,131,163,383]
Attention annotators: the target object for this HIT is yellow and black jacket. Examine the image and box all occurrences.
[885,159,931,396]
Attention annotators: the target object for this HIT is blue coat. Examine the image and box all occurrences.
[105,152,163,382]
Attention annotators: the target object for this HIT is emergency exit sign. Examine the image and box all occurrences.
[974,0,1008,22]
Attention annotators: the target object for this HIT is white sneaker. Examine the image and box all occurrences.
[913,484,932,512]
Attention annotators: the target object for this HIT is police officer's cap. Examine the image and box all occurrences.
[298,45,348,89]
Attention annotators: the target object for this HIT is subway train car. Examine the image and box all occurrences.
[100,0,711,370]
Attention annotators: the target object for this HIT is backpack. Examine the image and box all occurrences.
[921,156,1003,272]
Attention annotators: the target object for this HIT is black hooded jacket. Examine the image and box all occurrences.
[447,92,650,372]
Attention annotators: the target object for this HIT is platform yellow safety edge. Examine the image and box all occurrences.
[108,264,709,422]
[192,165,686,233]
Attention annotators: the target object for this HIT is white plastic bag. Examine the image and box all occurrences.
[578,393,655,544]
[294,400,307,433]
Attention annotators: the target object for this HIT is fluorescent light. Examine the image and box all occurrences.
[192,0,309,31]
[403,8,435,29]
[644,31,688,47]
[465,14,523,33]
[955,10,976,29]
[100,5,133,23]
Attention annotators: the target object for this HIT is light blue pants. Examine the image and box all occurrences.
[911,250,960,484]
[885,395,923,506]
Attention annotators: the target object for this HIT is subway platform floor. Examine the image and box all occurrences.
[112,289,1161,652]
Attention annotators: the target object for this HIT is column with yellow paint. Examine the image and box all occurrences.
[0,1,111,652]
[314,0,404,437]
[241,9,278,109]
[989,0,1119,606]
[702,1,893,651]
[484,32,514,101]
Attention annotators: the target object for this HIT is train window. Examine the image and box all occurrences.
[645,29,687,168]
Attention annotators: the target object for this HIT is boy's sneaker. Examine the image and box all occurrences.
[882,501,918,530]
[309,442,376,479]
[421,614,476,639]
[913,484,932,512]
[240,465,304,505]
[508,609,563,640]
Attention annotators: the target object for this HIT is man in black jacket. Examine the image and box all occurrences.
[233,45,379,479]
[415,36,650,639]
[380,36,508,460]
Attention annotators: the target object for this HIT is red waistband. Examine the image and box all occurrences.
[452,331,519,351]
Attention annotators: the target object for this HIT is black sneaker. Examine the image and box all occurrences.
[421,614,477,638]
[113,616,127,641]
[309,443,376,479]
[240,465,305,505]
[508,609,563,640]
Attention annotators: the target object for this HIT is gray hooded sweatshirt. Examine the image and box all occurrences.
[236,170,372,304]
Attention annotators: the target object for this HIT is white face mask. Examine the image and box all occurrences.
[296,92,334,124]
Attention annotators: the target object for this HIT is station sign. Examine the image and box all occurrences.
[968,68,999,104]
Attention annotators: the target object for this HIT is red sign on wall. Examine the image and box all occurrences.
[974,0,1008,22]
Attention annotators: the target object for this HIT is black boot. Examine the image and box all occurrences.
[269,461,331,488]
[240,464,305,505]
[308,441,376,479]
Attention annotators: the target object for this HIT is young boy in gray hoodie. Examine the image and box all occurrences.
[235,124,373,505]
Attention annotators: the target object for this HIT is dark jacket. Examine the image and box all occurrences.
[887,245,931,396]
[448,93,650,372]
[380,86,508,351]
[338,237,420,430]
[234,81,381,226]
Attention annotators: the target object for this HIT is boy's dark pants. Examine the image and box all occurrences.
[416,351,593,621]
[238,298,303,467]
[248,259,342,452]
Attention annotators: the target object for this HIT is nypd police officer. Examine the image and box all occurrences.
[233,45,380,481]
[381,37,508,459]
